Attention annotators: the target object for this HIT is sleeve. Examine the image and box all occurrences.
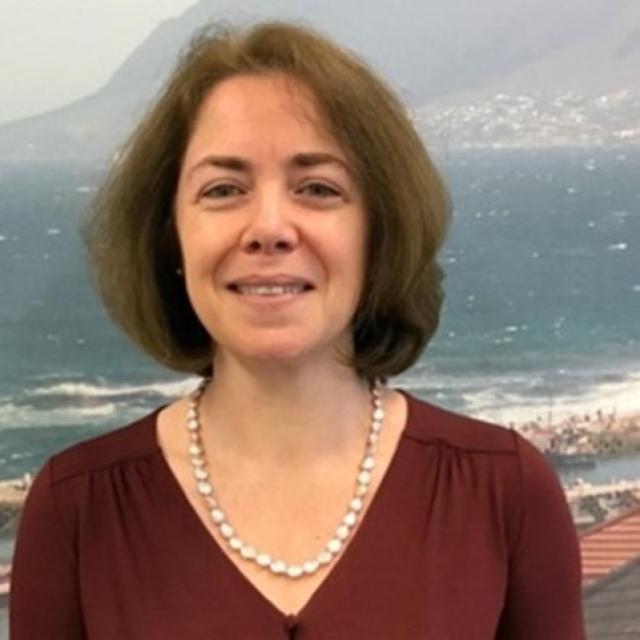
[496,432,586,639]
[9,459,86,639]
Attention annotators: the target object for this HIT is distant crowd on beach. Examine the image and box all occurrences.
[7,473,33,491]
[511,407,640,456]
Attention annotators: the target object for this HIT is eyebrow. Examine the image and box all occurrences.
[186,152,353,181]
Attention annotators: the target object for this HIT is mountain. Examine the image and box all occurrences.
[0,0,638,161]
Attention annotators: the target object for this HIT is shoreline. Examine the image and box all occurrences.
[1,408,639,508]
[0,477,30,508]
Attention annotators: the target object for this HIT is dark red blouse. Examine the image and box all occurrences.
[10,389,585,639]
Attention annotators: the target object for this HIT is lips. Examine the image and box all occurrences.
[228,286,313,303]
[226,274,315,291]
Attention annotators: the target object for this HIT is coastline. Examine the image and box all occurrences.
[0,477,30,509]
[0,479,29,540]
[0,483,27,507]
[0,408,639,512]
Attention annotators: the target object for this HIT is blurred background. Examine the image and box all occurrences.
[1,1,639,636]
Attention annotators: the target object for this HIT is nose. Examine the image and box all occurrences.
[240,189,299,255]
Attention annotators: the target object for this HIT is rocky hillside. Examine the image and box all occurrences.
[0,0,637,160]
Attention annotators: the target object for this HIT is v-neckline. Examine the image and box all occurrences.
[151,387,413,621]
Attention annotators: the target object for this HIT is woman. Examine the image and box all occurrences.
[9,21,585,639]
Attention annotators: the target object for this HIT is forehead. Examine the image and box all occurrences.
[186,73,342,154]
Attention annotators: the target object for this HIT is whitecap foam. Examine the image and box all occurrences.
[462,372,640,426]
[3,377,202,430]
[393,367,640,427]
[0,401,121,430]
[28,378,199,400]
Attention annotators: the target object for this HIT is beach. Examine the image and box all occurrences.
[0,482,28,507]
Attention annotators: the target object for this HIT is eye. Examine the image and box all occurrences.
[299,182,341,199]
[200,183,244,199]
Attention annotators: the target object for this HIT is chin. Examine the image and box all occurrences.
[235,338,314,363]
[216,327,352,368]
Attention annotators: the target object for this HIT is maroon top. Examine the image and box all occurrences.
[10,389,585,639]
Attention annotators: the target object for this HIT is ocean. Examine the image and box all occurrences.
[0,148,639,483]
[1,147,639,637]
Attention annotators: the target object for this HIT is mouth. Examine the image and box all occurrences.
[227,283,314,296]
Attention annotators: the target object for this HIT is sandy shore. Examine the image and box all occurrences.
[0,482,28,508]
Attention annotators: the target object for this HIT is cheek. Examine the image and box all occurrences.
[176,215,213,269]
[333,240,366,297]
[346,227,367,275]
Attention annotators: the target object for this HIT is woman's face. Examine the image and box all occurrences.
[174,72,367,370]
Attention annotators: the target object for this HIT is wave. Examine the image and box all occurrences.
[1,367,638,432]
[393,368,640,426]
[0,402,121,429]
[27,378,199,401]
[1,377,200,430]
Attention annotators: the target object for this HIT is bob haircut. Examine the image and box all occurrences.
[84,20,452,383]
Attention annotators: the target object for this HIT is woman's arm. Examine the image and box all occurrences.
[10,459,86,639]
[496,432,586,639]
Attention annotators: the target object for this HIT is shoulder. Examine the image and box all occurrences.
[17,408,164,548]
[398,388,557,491]
[398,389,572,549]
[44,407,163,487]
[400,388,520,453]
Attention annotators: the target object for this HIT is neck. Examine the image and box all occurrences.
[197,357,375,469]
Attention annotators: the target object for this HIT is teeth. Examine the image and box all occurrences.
[236,284,306,296]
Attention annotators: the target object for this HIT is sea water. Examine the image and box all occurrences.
[0,149,639,482]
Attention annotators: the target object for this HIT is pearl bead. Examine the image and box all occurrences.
[356,485,368,497]
[287,565,303,578]
[361,456,375,471]
[256,553,271,567]
[191,456,205,467]
[373,408,384,421]
[240,546,256,560]
[211,509,225,524]
[357,470,371,485]
[187,419,199,431]
[327,538,342,553]
[350,497,364,512]
[219,523,234,539]
[194,467,208,481]
[344,511,357,527]
[303,560,319,574]
[317,551,332,565]
[336,525,350,540]
[229,537,243,550]
[270,560,286,574]
[189,443,202,456]
[197,481,212,496]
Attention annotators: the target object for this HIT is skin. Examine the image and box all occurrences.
[171,71,378,464]
[177,74,366,372]
[156,72,407,613]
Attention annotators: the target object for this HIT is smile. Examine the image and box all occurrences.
[235,284,307,296]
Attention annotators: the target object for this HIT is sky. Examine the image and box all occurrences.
[0,0,196,125]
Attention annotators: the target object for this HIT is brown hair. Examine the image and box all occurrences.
[84,20,452,383]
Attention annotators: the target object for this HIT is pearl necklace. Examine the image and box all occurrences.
[185,377,385,579]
